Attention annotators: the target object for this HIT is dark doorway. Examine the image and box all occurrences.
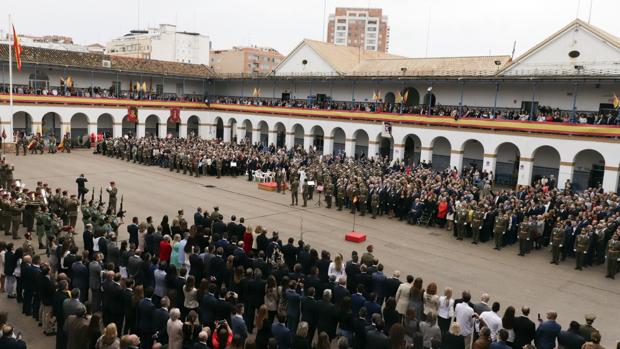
[402,87,420,106]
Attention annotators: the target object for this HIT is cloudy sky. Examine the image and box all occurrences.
[3,0,619,58]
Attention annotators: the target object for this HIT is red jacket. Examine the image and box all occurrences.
[159,241,172,262]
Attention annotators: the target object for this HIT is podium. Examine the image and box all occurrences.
[345,231,366,243]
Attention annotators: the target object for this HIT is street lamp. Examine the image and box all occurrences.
[427,86,433,116]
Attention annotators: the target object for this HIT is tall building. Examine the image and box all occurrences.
[0,32,100,53]
[106,24,211,65]
[210,46,284,75]
[327,7,389,52]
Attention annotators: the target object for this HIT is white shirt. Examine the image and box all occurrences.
[438,296,454,320]
[454,302,475,336]
[480,310,502,341]
[327,262,346,282]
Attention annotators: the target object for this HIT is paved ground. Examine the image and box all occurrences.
[1,149,618,348]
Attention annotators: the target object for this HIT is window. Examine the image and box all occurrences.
[366,39,376,44]
[367,33,376,38]
[359,13,366,17]
[367,27,377,32]
[336,25,346,30]
[569,50,580,58]
[156,84,163,96]
[368,20,377,24]
[336,32,346,37]
[261,64,270,69]
[335,39,345,44]
[366,45,376,51]
[337,19,346,23]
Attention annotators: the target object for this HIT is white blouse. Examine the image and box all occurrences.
[437,295,454,319]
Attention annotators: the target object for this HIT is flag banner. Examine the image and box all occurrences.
[127,106,138,123]
[613,93,620,109]
[382,122,392,138]
[12,25,23,71]
[169,107,181,123]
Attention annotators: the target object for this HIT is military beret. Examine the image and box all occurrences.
[585,313,596,321]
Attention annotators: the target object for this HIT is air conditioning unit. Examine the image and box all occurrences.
[102,60,111,68]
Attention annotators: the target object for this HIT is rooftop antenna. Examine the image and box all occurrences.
[511,41,517,60]
[587,0,593,23]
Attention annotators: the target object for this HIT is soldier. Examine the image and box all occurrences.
[471,207,484,244]
[301,179,309,207]
[61,133,72,153]
[358,185,368,216]
[10,198,24,240]
[350,183,359,214]
[275,169,282,193]
[216,158,223,178]
[324,180,333,209]
[605,233,620,279]
[336,181,345,211]
[1,193,11,236]
[67,194,79,228]
[370,186,380,219]
[49,134,57,154]
[493,213,508,250]
[22,232,34,257]
[574,229,591,270]
[81,201,92,227]
[35,206,47,249]
[550,222,565,265]
[456,204,468,240]
[107,181,118,214]
[169,150,176,172]
[517,217,531,256]
[290,178,299,206]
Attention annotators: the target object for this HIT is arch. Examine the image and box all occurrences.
[122,115,137,137]
[532,146,560,185]
[573,149,605,191]
[187,115,199,138]
[228,118,238,143]
[402,87,420,107]
[13,111,33,136]
[353,129,369,159]
[377,133,394,160]
[431,136,451,170]
[145,114,160,137]
[402,134,421,166]
[214,117,224,140]
[384,92,396,104]
[423,91,436,107]
[167,117,179,138]
[42,112,62,139]
[292,124,305,147]
[461,139,484,170]
[70,113,89,139]
[97,113,113,138]
[258,120,269,146]
[311,125,324,152]
[274,122,286,148]
[495,142,521,187]
[242,119,253,141]
[332,127,346,156]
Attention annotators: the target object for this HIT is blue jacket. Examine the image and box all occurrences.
[271,322,291,349]
[535,320,561,349]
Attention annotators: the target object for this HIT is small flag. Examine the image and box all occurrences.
[142,82,147,93]
[127,106,138,123]
[12,25,23,71]
[395,91,403,104]
[169,107,181,123]
[58,137,65,151]
[402,90,409,103]
[613,93,620,109]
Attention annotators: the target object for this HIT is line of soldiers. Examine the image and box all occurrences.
[14,132,73,156]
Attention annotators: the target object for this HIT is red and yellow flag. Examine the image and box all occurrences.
[613,93,620,109]
[12,25,23,72]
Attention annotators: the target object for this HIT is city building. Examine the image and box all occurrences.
[327,7,389,52]
[0,33,100,53]
[0,19,619,192]
[210,46,284,75]
[105,24,211,65]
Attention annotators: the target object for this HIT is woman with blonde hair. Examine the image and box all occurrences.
[137,222,147,252]
[95,323,120,349]
[254,304,272,349]
[167,308,183,349]
[437,287,454,334]
[170,234,182,268]
[328,253,346,281]
[442,322,465,349]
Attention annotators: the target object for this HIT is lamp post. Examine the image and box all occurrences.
[571,81,579,123]
[458,78,464,117]
[492,81,500,118]
[427,85,433,116]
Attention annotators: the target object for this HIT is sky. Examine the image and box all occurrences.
[2,0,619,58]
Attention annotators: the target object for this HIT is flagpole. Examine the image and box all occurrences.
[8,14,14,145]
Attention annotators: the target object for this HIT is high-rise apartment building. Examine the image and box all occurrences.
[210,46,284,75]
[327,7,389,52]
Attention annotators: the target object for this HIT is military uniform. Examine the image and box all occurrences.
[471,210,484,244]
[10,200,24,240]
[1,195,11,235]
[216,158,223,178]
[336,183,345,211]
[358,186,368,216]
[574,232,591,270]
[605,236,620,279]
[301,181,309,207]
[290,179,299,206]
[35,209,48,249]
[324,181,333,208]
[456,207,468,240]
[370,190,380,219]
[66,196,79,227]
[550,227,564,264]
[517,220,531,256]
[493,215,508,250]
[107,184,118,213]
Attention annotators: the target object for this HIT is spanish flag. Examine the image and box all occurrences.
[58,137,65,151]
[12,25,23,72]
[613,93,620,109]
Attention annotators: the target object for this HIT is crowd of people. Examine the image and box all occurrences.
[0,157,615,348]
[212,97,620,125]
[96,136,620,279]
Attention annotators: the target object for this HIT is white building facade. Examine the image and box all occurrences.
[106,24,211,65]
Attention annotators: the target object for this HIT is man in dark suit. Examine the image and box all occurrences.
[535,311,561,349]
[0,326,27,349]
[245,269,265,332]
[227,216,239,241]
[351,284,366,318]
[332,277,350,305]
[200,283,218,328]
[83,224,95,257]
[125,216,138,245]
[53,280,70,349]
[513,306,536,348]
[63,288,86,319]
[300,287,319,342]
[137,287,156,349]
[30,255,43,321]
[231,303,248,342]
[109,273,125,330]
[89,252,103,313]
[101,271,115,325]
[316,289,338,340]
[189,247,205,281]
[20,255,34,316]
[371,264,387,305]
[38,265,56,335]
[214,288,232,323]
[152,297,170,345]
[271,313,291,349]
[281,237,298,270]
[121,278,136,334]
[345,252,361,292]
[71,254,89,303]
[365,314,390,349]
[383,271,401,301]
[194,207,204,229]
[355,265,373,299]
[352,308,369,349]
[557,321,586,349]
[363,293,381,320]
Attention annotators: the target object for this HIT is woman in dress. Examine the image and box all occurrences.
[182,276,199,321]
[167,308,183,349]
[159,235,172,263]
[264,275,278,325]
[137,222,147,252]
[170,234,182,268]
[327,253,346,282]
[501,306,517,347]
[408,277,425,321]
[87,313,103,349]
[181,310,201,349]
[423,282,440,318]
[437,287,454,334]
[160,215,171,236]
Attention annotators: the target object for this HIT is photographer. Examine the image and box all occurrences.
[211,319,233,349]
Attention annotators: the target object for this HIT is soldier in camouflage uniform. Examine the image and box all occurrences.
[66,194,80,228]
[1,193,11,236]
[493,212,508,250]
[456,204,468,240]
[518,216,532,256]
[605,233,620,279]
[336,180,345,211]
[574,229,592,270]
[471,207,484,244]
[324,179,333,209]
[550,222,564,265]
[371,186,380,219]
[290,178,299,206]
[301,179,309,207]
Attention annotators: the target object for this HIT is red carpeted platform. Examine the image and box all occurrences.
[345,231,366,243]
[258,182,288,192]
